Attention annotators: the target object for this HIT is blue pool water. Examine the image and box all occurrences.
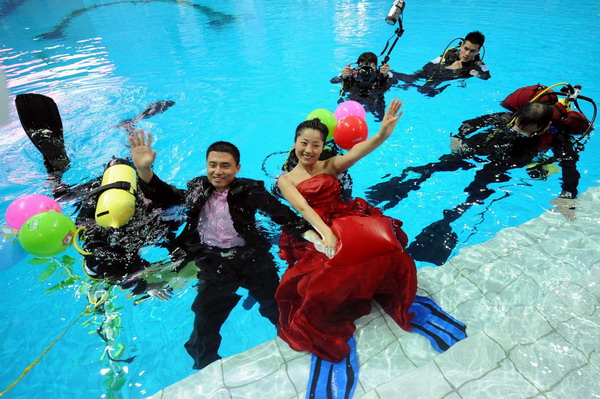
[1,0,599,398]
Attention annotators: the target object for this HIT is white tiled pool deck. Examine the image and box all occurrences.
[150,185,600,399]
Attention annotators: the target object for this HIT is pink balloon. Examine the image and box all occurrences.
[6,194,62,230]
[334,101,366,121]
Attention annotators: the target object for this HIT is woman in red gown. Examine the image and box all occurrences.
[276,99,417,363]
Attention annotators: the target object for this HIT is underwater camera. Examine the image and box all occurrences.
[385,0,405,25]
[353,65,378,83]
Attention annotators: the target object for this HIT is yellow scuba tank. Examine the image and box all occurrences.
[95,159,137,228]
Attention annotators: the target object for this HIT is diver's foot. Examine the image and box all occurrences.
[242,294,258,310]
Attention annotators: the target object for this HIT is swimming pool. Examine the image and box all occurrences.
[1,0,598,398]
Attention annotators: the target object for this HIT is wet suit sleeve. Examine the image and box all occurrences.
[412,56,441,80]
[330,75,343,84]
[551,134,580,198]
[455,112,512,139]
[470,61,491,80]
[137,172,187,208]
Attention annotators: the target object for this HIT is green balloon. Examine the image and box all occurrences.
[18,211,76,257]
[306,109,336,140]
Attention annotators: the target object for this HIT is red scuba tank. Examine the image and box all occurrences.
[558,110,592,135]
[500,84,559,111]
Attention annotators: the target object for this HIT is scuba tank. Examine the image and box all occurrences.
[94,158,137,228]
[501,82,596,139]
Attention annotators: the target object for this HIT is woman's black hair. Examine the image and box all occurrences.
[294,118,328,142]
[284,118,329,170]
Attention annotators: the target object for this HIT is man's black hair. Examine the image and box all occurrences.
[515,102,553,130]
[464,31,485,47]
[295,118,328,142]
[357,52,378,65]
[206,141,240,165]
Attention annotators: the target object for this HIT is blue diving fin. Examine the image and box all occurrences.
[409,295,467,352]
[306,336,359,399]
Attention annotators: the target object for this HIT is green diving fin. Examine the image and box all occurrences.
[15,93,70,174]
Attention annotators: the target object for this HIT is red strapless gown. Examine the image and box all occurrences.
[276,174,417,362]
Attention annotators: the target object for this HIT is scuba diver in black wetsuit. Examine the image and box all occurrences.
[15,93,182,298]
[393,31,490,97]
[366,83,595,265]
[331,52,397,122]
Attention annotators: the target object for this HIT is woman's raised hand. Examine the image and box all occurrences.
[380,98,403,138]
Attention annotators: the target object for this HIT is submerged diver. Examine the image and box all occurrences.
[366,84,595,265]
[331,52,396,121]
[394,31,490,97]
[15,93,180,297]
[129,131,318,370]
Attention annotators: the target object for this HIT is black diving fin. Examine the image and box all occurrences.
[406,214,458,266]
[15,93,69,175]
[117,100,175,134]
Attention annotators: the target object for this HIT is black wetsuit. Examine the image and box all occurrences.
[331,70,395,122]
[394,48,490,97]
[366,111,581,265]
[138,173,310,369]
[56,177,183,294]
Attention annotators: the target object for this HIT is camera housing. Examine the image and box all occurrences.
[353,65,378,83]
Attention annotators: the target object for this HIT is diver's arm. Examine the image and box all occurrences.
[331,98,403,174]
[138,173,187,208]
[456,112,511,139]
[550,138,579,221]
[553,134,580,198]
[128,128,186,207]
[470,61,491,80]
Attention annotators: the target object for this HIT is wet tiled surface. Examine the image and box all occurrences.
[149,185,600,399]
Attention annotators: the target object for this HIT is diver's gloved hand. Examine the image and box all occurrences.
[409,295,467,352]
[146,283,173,301]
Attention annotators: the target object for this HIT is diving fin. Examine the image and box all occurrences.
[306,336,359,399]
[242,294,258,310]
[117,100,175,134]
[409,296,467,352]
[15,93,69,175]
[406,218,457,265]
